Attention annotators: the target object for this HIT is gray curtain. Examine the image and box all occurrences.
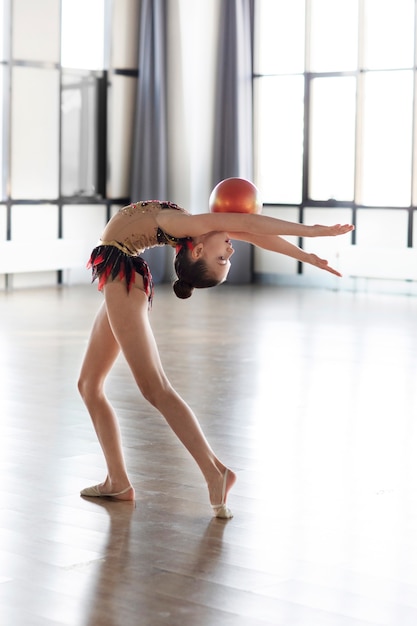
[212,0,254,183]
[130,0,168,282]
[212,0,255,283]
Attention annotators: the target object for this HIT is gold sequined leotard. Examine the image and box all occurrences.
[100,200,189,254]
[87,200,190,305]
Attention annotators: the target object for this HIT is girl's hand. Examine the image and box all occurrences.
[308,253,343,277]
[310,223,354,237]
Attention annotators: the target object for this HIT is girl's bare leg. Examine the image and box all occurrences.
[78,301,135,500]
[103,280,236,512]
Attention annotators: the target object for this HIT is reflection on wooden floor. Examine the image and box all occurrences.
[1,282,417,626]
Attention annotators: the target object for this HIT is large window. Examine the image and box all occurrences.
[0,0,140,290]
[254,0,416,247]
[0,0,111,204]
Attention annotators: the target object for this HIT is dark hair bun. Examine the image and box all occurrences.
[173,279,194,299]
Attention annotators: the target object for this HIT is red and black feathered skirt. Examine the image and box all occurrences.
[87,244,154,307]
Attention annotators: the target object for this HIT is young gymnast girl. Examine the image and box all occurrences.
[78,200,354,518]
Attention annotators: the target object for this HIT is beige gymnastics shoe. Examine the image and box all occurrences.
[211,469,233,519]
[80,484,134,498]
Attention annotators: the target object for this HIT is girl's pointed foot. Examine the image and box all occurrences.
[211,468,236,519]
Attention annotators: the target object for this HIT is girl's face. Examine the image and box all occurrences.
[192,231,235,282]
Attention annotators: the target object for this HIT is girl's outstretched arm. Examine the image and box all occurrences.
[231,232,346,277]
[158,211,354,239]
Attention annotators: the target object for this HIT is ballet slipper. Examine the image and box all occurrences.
[211,469,233,519]
[80,484,134,499]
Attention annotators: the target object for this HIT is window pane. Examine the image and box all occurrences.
[363,0,414,69]
[356,209,408,247]
[254,76,304,204]
[107,75,137,198]
[414,210,417,246]
[11,204,58,240]
[0,0,8,61]
[61,71,101,196]
[359,71,413,206]
[302,208,354,277]
[0,0,8,201]
[11,67,59,199]
[12,0,60,63]
[309,77,356,201]
[0,66,6,200]
[61,0,106,70]
[255,0,305,74]
[309,0,359,72]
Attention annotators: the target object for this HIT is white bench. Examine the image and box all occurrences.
[338,246,417,281]
[0,239,86,274]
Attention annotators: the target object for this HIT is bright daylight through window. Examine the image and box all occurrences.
[254,0,416,209]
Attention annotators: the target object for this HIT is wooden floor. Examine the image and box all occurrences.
[1,282,417,626]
